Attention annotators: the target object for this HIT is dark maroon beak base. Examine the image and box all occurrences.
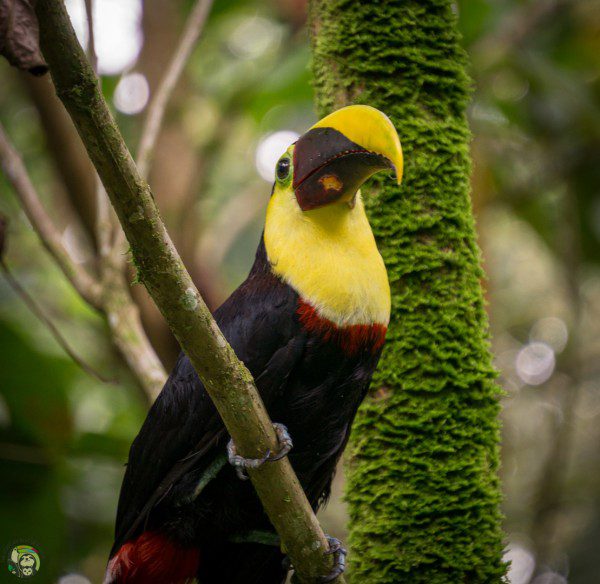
[292,127,393,211]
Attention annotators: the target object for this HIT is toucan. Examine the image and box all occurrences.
[105,105,403,584]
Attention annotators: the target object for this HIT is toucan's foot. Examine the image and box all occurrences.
[281,536,346,583]
[321,536,347,583]
[281,554,292,572]
[270,422,293,461]
[227,441,270,481]
[227,423,293,480]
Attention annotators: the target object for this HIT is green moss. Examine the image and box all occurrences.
[181,287,200,311]
[310,1,506,582]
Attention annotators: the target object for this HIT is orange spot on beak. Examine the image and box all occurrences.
[318,174,343,192]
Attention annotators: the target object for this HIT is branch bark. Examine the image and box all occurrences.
[100,246,167,401]
[0,123,103,309]
[34,0,343,581]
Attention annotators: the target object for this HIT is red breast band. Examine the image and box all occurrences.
[297,299,386,356]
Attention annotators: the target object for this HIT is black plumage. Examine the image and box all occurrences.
[109,238,383,583]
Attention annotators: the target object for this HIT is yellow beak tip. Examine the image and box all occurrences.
[312,105,403,187]
[392,158,404,185]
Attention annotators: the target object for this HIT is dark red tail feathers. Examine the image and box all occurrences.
[105,531,200,584]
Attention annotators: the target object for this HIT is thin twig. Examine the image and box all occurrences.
[3,0,165,400]
[100,250,168,402]
[84,0,113,256]
[0,123,103,309]
[110,0,214,262]
[50,0,164,399]
[109,0,214,271]
[0,122,166,400]
[136,0,213,179]
[96,177,114,257]
[1,259,115,383]
[84,0,97,73]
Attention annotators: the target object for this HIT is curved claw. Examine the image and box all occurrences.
[226,440,271,480]
[320,536,347,583]
[280,535,346,583]
[227,422,293,480]
[270,423,293,461]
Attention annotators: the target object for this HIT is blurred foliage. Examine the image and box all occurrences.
[0,0,598,582]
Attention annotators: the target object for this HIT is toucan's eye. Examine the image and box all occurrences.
[276,157,291,181]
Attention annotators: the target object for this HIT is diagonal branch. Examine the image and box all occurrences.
[1,1,166,402]
[136,0,213,180]
[34,0,343,581]
[1,258,114,383]
[79,1,166,400]
[0,123,103,309]
[83,0,97,73]
[109,0,213,279]
[0,121,166,399]
[101,259,168,401]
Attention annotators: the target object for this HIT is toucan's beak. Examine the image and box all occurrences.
[292,105,403,211]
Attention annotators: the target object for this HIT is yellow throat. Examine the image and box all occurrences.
[264,183,391,327]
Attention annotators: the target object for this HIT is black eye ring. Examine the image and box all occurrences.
[276,157,291,181]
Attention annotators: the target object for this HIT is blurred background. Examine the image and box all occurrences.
[0,0,598,582]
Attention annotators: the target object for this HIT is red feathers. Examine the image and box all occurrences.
[297,299,386,355]
[105,531,200,584]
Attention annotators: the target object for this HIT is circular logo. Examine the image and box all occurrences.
[7,545,40,579]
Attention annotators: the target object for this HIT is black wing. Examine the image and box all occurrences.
[111,244,303,553]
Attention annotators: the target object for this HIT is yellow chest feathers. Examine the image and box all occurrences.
[264,185,391,327]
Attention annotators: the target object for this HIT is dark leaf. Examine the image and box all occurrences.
[0,0,48,75]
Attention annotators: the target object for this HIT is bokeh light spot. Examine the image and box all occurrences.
[515,342,555,386]
[492,70,530,103]
[58,576,92,584]
[504,543,535,584]
[227,16,282,60]
[66,0,143,76]
[114,73,150,115]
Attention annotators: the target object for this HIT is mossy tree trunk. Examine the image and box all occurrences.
[310,1,506,582]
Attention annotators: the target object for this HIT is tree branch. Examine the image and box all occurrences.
[0,123,103,309]
[0,121,166,399]
[136,0,213,180]
[100,246,167,401]
[1,1,166,402]
[35,1,343,581]
[109,0,213,269]
[0,257,114,383]
[83,0,97,73]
